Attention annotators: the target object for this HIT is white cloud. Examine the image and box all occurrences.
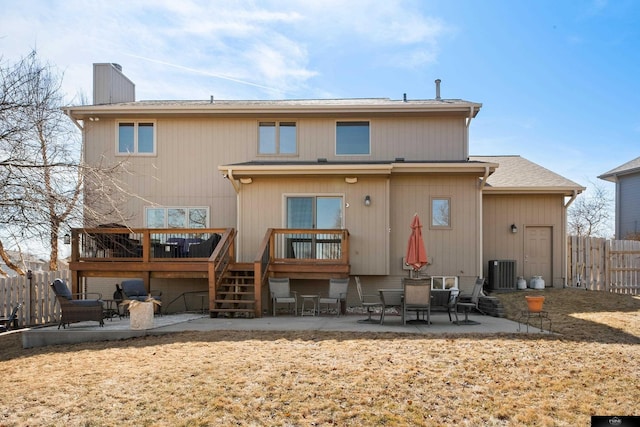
[1,0,449,101]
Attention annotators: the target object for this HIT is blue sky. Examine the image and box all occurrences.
[1,0,639,203]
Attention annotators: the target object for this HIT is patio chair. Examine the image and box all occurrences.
[269,277,297,316]
[50,279,104,329]
[403,281,432,325]
[318,278,349,317]
[379,289,403,325]
[0,303,22,332]
[455,277,485,325]
[188,233,221,258]
[355,276,383,323]
[121,279,162,314]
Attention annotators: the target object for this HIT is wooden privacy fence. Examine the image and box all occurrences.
[0,270,70,328]
[567,236,640,295]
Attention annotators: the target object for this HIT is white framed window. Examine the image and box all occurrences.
[145,207,209,228]
[258,121,297,155]
[431,197,451,228]
[336,121,370,155]
[117,120,156,155]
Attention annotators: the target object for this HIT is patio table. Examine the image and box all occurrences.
[300,294,319,316]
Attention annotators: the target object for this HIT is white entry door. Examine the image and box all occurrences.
[524,226,552,286]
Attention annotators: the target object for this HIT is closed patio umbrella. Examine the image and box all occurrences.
[405,213,427,277]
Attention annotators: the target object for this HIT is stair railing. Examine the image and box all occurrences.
[208,228,236,314]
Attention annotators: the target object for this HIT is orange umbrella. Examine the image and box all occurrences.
[405,214,428,273]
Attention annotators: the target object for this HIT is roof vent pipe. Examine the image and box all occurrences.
[210,95,214,104]
[403,93,407,102]
[435,79,441,100]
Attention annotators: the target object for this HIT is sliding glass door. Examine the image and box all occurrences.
[285,196,343,259]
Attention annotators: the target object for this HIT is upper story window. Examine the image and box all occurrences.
[145,207,209,228]
[336,121,370,155]
[431,197,451,228]
[258,121,297,155]
[117,121,156,155]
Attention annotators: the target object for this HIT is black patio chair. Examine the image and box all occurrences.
[0,303,22,332]
[50,279,104,329]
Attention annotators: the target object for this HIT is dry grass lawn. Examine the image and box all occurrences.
[0,288,638,426]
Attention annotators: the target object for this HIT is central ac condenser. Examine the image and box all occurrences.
[488,260,516,291]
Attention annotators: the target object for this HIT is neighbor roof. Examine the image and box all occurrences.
[598,155,640,182]
[470,155,584,195]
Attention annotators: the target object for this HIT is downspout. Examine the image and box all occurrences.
[477,177,484,282]
[479,166,490,190]
[226,168,242,261]
[64,109,84,131]
[464,106,474,159]
[562,190,578,288]
[563,189,578,208]
[477,166,490,279]
[227,168,240,194]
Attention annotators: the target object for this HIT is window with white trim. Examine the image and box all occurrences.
[258,121,297,155]
[431,198,451,228]
[336,121,370,155]
[117,121,156,155]
[145,207,208,228]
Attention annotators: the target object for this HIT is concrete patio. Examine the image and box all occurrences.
[20,310,549,348]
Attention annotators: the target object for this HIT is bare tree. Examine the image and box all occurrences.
[567,181,613,238]
[0,51,82,272]
[1,52,145,275]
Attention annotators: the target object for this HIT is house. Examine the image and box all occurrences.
[599,156,640,239]
[63,63,584,315]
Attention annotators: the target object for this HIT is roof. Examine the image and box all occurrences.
[470,155,585,195]
[598,155,640,182]
[220,160,498,178]
[64,97,482,120]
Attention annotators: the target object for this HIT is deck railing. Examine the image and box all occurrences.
[71,227,229,262]
[270,228,350,263]
[253,228,349,316]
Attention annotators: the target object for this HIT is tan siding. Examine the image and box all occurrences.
[482,194,566,287]
[237,177,389,274]
[373,117,466,161]
[84,115,470,228]
[390,175,481,288]
[256,117,467,162]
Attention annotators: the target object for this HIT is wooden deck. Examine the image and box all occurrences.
[68,227,350,317]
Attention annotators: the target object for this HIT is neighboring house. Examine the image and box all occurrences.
[0,250,49,277]
[63,63,584,310]
[599,156,640,239]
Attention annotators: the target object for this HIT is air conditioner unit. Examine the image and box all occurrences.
[488,260,516,291]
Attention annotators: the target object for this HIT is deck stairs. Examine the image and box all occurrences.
[210,262,256,318]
